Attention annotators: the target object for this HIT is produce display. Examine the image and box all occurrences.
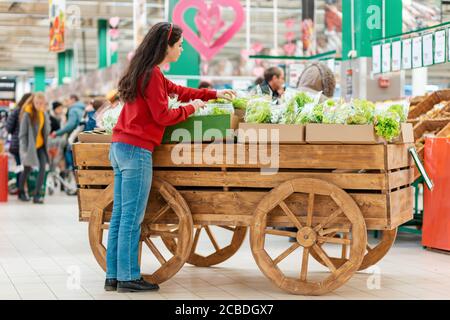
[239,90,409,141]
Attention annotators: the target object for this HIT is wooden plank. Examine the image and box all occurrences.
[386,144,414,170]
[76,169,388,190]
[389,187,414,228]
[388,168,415,189]
[76,170,114,185]
[78,189,389,226]
[73,143,111,167]
[73,142,388,170]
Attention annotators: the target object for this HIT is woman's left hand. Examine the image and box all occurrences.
[217,89,236,101]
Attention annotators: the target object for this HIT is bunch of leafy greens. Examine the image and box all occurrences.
[232,98,249,110]
[346,99,375,125]
[374,111,401,141]
[244,98,272,123]
[210,106,232,115]
[282,92,314,124]
[387,104,407,122]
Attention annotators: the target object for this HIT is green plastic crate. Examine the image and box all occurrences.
[162,114,239,143]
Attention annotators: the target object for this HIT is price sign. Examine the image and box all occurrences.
[402,38,412,69]
[434,30,446,64]
[412,36,423,68]
[392,41,401,71]
[382,43,392,73]
[372,44,381,74]
[422,33,433,66]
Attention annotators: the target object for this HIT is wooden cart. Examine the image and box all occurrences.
[73,142,414,295]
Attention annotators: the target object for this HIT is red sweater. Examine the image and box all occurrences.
[112,66,217,152]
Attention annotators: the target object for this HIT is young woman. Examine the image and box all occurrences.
[105,22,235,293]
[18,92,50,204]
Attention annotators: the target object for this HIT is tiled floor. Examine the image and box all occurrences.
[0,192,449,300]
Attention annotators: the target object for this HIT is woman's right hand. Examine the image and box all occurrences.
[191,99,206,112]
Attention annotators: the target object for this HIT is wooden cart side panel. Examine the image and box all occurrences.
[388,168,415,189]
[388,187,414,229]
[386,144,414,170]
[76,169,389,191]
[77,188,388,229]
[73,143,387,170]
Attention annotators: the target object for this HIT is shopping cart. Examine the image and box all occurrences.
[46,136,77,196]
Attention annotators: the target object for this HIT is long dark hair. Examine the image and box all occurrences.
[118,22,183,102]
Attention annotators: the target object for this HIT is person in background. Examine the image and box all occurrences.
[51,94,85,138]
[50,94,85,170]
[198,81,212,90]
[84,98,105,132]
[18,92,50,204]
[297,62,336,99]
[49,101,64,133]
[6,92,32,194]
[254,67,285,102]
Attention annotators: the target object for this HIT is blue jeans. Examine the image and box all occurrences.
[106,142,153,281]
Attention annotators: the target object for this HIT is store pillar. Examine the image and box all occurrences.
[34,67,46,92]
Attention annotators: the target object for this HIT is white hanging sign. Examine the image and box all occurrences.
[382,43,391,73]
[392,41,401,71]
[412,36,423,68]
[372,44,381,74]
[402,38,412,69]
[434,30,446,64]
[422,33,434,66]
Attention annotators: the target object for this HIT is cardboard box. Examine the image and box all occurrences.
[162,114,239,143]
[78,132,112,143]
[237,123,305,144]
[305,123,414,144]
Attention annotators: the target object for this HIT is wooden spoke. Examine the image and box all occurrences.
[149,204,171,224]
[341,233,349,259]
[191,227,202,252]
[204,226,220,251]
[273,243,300,265]
[265,229,297,238]
[144,238,167,265]
[300,247,309,281]
[100,224,109,230]
[306,193,315,227]
[313,208,343,232]
[312,244,337,274]
[218,225,236,232]
[138,241,143,265]
[279,200,303,229]
[317,236,352,246]
[319,227,350,236]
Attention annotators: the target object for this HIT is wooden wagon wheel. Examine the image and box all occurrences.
[88,178,193,284]
[161,225,247,267]
[309,228,397,271]
[250,178,367,296]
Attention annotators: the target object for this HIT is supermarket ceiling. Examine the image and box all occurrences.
[0,0,448,83]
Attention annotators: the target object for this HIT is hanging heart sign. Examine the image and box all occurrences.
[173,0,244,61]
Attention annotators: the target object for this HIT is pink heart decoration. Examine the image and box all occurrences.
[127,51,135,62]
[195,3,225,45]
[251,42,263,53]
[283,43,296,56]
[284,18,296,29]
[109,17,120,28]
[110,42,119,53]
[108,28,120,39]
[173,0,244,61]
[285,31,295,42]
